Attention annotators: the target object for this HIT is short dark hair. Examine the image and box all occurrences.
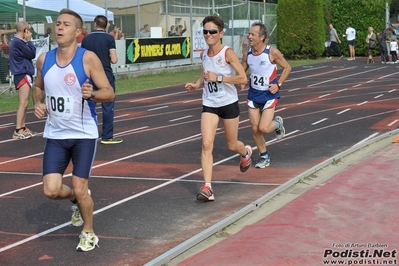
[94,15,108,29]
[202,15,224,32]
[59,8,83,29]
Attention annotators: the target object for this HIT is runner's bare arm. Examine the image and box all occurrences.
[83,51,115,102]
[33,53,47,119]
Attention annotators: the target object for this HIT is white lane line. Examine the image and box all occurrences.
[311,118,328,125]
[0,122,14,128]
[388,89,396,93]
[129,91,186,103]
[92,175,282,186]
[0,152,44,166]
[337,108,351,115]
[114,126,148,136]
[352,133,379,147]
[357,101,368,106]
[308,68,381,87]
[318,93,331,98]
[183,99,200,103]
[338,88,348,92]
[114,114,129,119]
[378,73,397,79]
[147,106,169,111]
[297,100,311,105]
[275,108,286,113]
[388,120,398,127]
[374,94,384,99]
[169,115,192,122]
[366,80,374,83]
[288,88,301,92]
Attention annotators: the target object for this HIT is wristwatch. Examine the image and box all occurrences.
[277,83,282,89]
[90,91,96,99]
[217,75,223,83]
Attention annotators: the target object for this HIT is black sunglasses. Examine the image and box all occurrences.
[203,29,219,35]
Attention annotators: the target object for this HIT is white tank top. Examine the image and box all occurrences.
[247,45,280,102]
[202,46,239,107]
[42,47,98,139]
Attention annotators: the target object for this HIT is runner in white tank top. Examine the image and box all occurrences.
[33,9,115,252]
[202,45,239,107]
[185,15,253,202]
[241,22,291,169]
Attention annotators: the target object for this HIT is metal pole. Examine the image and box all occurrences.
[190,0,193,65]
[67,0,69,9]
[137,0,141,36]
[165,0,169,37]
[231,0,234,50]
[23,0,26,21]
[104,0,108,20]
[212,0,215,14]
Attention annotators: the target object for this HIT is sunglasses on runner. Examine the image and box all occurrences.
[203,29,219,35]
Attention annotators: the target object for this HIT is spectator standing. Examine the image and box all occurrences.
[33,9,115,252]
[174,21,187,36]
[139,24,151,37]
[9,22,37,140]
[29,26,38,39]
[185,15,252,202]
[168,25,176,36]
[1,34,10,58]
[377,27,391,63]
[344,24,356,60]
[366,27,376,62]
[77,24,88,44]
[389,38,398,64]
[82,15,123,144]
[326,23,343,59]
[45,27,52,50]
[109,25,123,40]
[241,22,291,168]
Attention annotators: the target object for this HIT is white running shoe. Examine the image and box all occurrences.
[71,189,91,226]
[275,116,285,140]
[76,231,99,252]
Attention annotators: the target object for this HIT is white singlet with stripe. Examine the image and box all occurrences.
[247,45,280,102]
[202,45,238,107]
[41,47,98,139]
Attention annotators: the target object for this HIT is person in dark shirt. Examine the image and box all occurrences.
[9,21,37,139]
[378,27,392,63]
[81,15,123,144]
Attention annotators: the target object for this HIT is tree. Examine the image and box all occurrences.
[277,0,325,59]
[390,0,399,20]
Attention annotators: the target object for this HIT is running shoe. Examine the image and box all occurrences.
[25,127,37,137]
[12,128,32,140]
[196,185,215,201]
[274,116,285,140]
[339,55,344,60]
[255,156,271,168]
[101,137,123,144]
[71,189,91,226]
[239,145,252,172]
[76,231,99,252]
[326,57,332,59]
[71,205,83,227]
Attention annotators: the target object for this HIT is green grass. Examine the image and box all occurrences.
[0,58,329,113]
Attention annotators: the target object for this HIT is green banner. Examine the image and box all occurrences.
[126,37,191,64]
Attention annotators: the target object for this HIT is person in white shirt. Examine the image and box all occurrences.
[389,38,399,63]
[344,25,356,60]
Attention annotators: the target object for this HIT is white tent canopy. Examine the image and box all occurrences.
[19,0,114,22]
